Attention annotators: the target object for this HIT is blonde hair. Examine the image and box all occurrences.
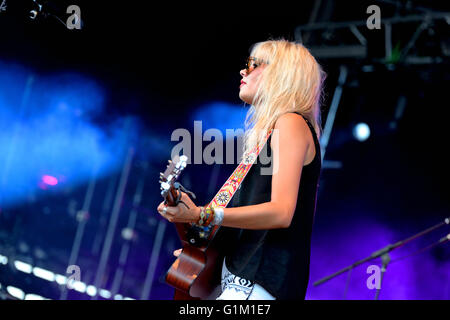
[242,39,326,158]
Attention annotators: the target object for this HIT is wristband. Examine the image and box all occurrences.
[212,207,224,226]
[204,206,215,227]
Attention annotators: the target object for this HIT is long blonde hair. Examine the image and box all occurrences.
[242,39,326,158]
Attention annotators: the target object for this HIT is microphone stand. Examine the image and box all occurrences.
[313,217,449,300]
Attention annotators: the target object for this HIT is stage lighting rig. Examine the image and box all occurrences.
[28,0,82,29]
[29,0,41,20]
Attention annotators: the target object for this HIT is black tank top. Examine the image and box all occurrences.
[215,112,322,300]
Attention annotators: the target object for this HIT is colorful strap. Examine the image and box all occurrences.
[207,129,273,210]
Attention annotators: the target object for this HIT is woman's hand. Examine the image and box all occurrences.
[157,191,200,224]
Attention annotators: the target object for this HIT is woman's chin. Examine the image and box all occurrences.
[239,93,252,105]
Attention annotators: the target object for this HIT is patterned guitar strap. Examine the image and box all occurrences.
[198,129,273,239]
[206,129,274,298]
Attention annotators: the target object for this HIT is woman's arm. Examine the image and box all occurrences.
[221,113,311,229]
[157,113,312,230]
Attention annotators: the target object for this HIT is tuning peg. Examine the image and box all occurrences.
[161,182,170,190]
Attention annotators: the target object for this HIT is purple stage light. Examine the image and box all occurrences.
[41,175,58,186]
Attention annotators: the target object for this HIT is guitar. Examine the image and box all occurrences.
[159,155,222,300]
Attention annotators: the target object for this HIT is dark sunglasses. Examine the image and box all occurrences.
[245,56,269,74]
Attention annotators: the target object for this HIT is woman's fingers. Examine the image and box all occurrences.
[173,249,182,257]
[157,201,165,212]
[157,202,177,216]
[157,193,197,223]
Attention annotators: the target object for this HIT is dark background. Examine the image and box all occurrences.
[0,0,449,300]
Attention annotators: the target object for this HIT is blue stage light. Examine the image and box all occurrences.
[190,101,248,136]
[0,61,139,208]
[353,122,370,142]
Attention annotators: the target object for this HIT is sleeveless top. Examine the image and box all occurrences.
[214,112,322,300]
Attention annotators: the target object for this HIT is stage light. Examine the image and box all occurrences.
[25,293,45,300]
[55,274,68,285]
[121,228,136,240]
[353,122,370,141]
[71,280,86,293]
[0,62,137,210]
[42,175,58,186]
[86,285,97,296]
[0,254,8,265]
[14,260,33,274]
[99,289,112,299]
[33,267,55,282]
[6,286,25,300]
[191,101,247,135]
[2,255,128,300]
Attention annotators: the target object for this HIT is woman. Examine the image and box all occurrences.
[157,39,325,300]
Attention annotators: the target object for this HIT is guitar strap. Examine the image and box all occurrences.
[207,129,273,211]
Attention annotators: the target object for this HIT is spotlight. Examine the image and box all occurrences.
[0,254,8,265]
[6,286,25,300]
[353,123,371,142]
[14,260,33,274]
[55,274,68,285]
[25,293,46,300]
[42,175,58,186]
[121,228,137,241]
[72,281,87,293]
[86,285,97,297]
[99,289,112,299]
[33,267,55,282]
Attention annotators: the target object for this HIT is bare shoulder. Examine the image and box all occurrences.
[273,112,311,139]
[271,113,314,164]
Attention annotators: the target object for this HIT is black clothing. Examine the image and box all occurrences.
[217,112,322,300]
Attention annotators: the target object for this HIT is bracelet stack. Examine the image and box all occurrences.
[204,207,215,226]
[197,206,224,227]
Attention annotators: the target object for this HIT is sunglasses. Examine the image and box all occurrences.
[245,56,269,74]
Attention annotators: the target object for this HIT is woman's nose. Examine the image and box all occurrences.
[240,69,247,77]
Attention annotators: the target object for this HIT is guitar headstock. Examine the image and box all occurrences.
[159,155,188,205]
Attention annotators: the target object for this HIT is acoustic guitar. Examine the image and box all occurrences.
[159,155,222,300]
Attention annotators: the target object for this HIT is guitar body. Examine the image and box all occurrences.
[165,223,223,300]
[159,150,267,300]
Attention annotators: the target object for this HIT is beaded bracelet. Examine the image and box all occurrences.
[197,206,206,226]
[204,206,215,227]
[197,206,225,227]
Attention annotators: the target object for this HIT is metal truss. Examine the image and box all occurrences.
[295,11,450,61]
